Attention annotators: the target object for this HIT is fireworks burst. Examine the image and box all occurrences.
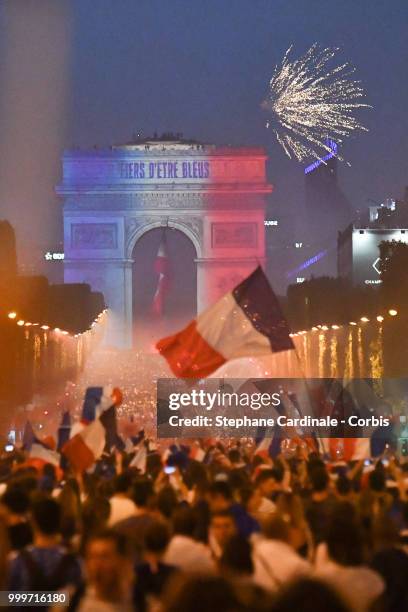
[263,44,371,163]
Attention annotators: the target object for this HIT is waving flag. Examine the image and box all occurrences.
[156,266,294,378]
[152,234,170,316]
[57,411,71,452]
[29,443,60,468]
[254,390,299,459]
[62,386,123,472]
[62,419,106,472]
[255,437,275,459]
[81,386,122,424]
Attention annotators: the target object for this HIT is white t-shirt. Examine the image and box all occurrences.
[314,544,385,612]
[108,496,136,526]
[257,497,276,515]
[252,539,311,592]
[164,534,215,572]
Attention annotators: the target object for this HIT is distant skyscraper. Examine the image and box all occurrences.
[303,141,353,277]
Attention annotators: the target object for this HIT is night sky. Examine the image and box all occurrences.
[0,0,407,268]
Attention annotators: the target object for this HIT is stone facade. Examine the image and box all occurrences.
[57,140,272,347]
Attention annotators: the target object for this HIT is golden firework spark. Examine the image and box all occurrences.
[263,44,371,163]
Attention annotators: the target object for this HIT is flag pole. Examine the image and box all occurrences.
[257,258,323,453]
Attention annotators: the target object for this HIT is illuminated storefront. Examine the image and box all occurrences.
[338,225,408,286]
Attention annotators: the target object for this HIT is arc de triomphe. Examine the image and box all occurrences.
[57,138,272,348]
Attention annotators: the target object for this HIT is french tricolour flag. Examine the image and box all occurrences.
[156,266,294,378]
[152,235,170,316]
[81,386,123,424]
[62,386,123,472]
[29,443,61,469]
[62,419,107,473]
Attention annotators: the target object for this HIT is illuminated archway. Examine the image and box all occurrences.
[131,226,197,349]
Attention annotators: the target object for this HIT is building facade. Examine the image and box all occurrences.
[57,138,272,347]
[338,194,408,286]
[338,226,408,286]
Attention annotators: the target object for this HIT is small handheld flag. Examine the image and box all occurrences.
[81,386,122,424]
[63,386,123,472]
[152,234,171,316]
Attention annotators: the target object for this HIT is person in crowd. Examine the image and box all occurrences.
[335,474,354,503]
[371,513,408,612]
[247,472,277,518]
[58,479,82,549]
[303,465,337,546]
[227,447,247,471]
[81,493,111,547]
[314,502,384,611]
[161,573,253,612]
[134,519,177,612]
[219,533,253,579]
[275,491,313,559]
[3,400,408,612]
[207,480,259,538]
[68,529,135,611]
[208,508,238,560]
[269,577,351,612]
[252,514,311,592]
[218,533,278,609]
[39,463,57,494]
[108,470,137,526]
[113,477,156,563]
[1,485,33,550]
[254,468,284,504]
[8,494,82,593]
[358,465,393,528]
[157,485,179,519]
[164,506,214,572]
[206,480,234,514]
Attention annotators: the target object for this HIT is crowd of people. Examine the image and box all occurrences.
[1,435,408,612]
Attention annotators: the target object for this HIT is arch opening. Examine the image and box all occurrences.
[132,227,197,350]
